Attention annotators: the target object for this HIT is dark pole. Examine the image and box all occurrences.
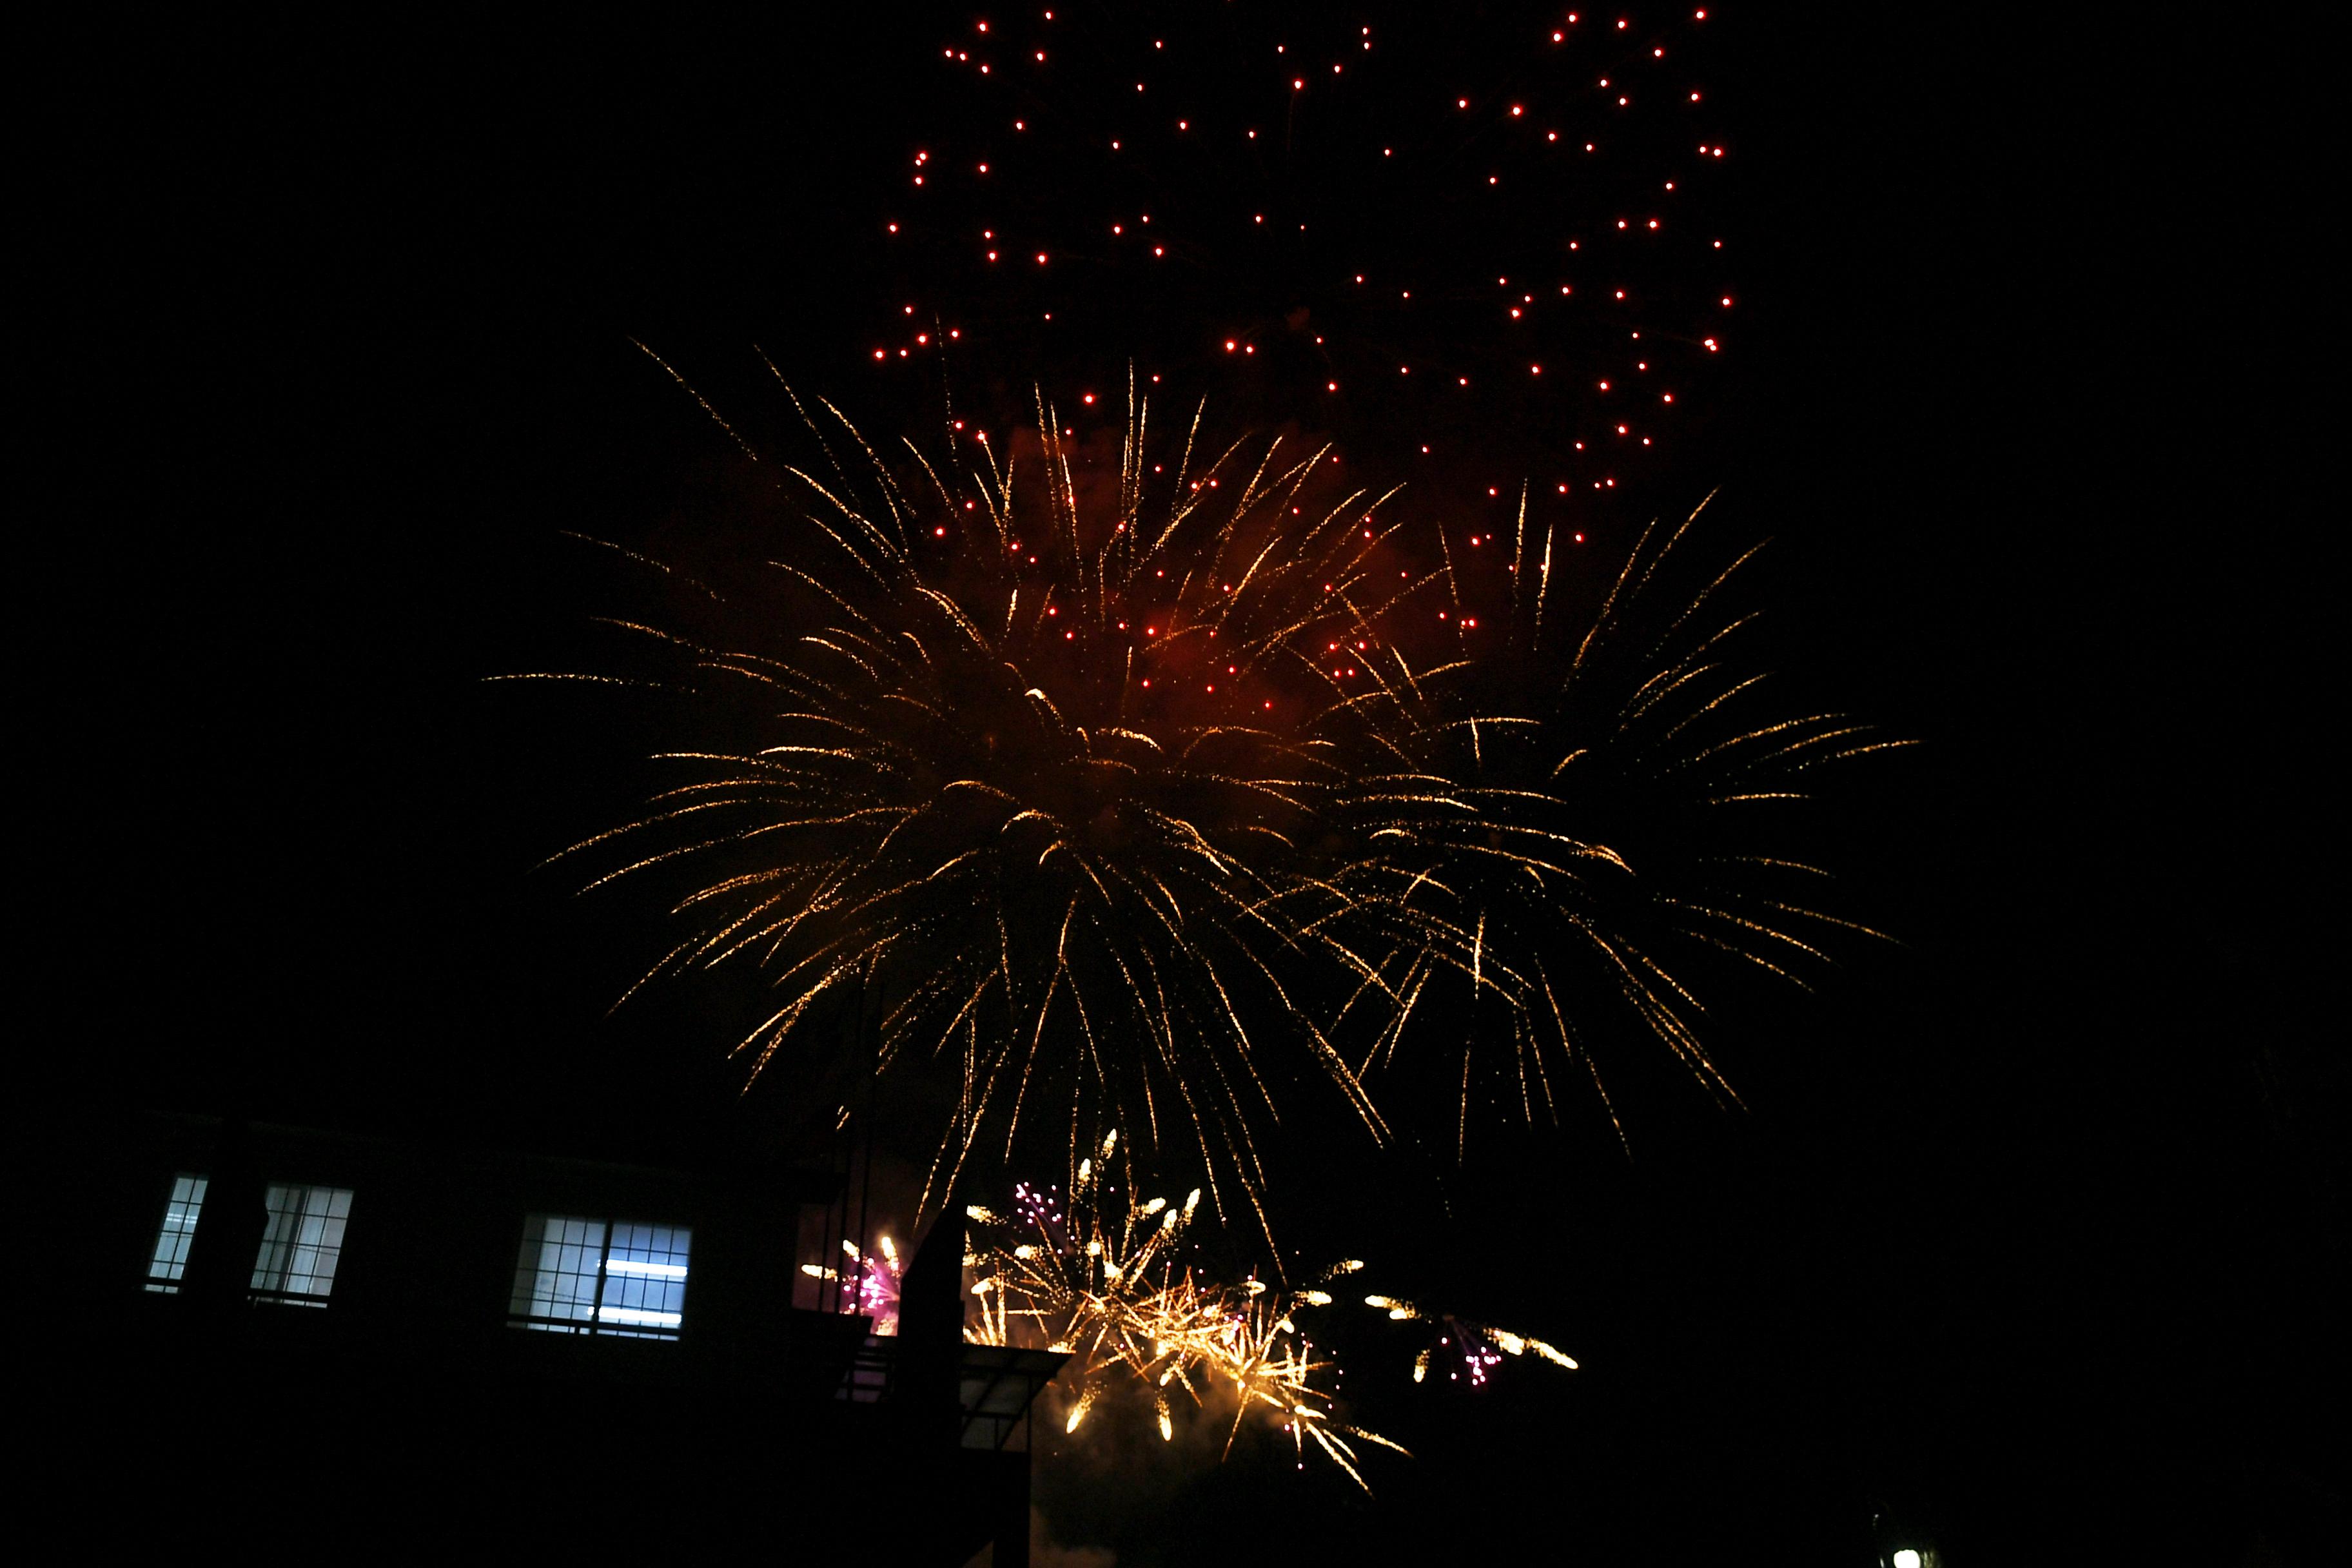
[852,960,877,1321]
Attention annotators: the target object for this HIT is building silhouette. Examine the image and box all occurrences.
[33,1104,1064,1562]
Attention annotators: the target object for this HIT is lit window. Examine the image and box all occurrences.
[145,1173,208,1293]
[508,1215,692,1340]
[250,1183,355,1306]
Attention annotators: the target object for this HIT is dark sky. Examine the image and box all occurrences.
[28,6,2335,1562]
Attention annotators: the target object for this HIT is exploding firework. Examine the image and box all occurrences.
[523,358,1901,1219]
[1320,491,1914,1155]
[534,367,1419,1237]
[801,1233,904,1332]
[966,1133,1405,1490]
[867,7,1739,522]
[1362,1292,1578,1389]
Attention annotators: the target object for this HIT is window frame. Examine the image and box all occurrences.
[507,1213,694,1342]
[247,1181,356,1308]
[144,1173,210,1294]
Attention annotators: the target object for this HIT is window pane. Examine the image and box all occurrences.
[251,1184,355,1304]
[510,1214,607,1333]
[600,1220,692,1337]
[145,1174,209,1293]
[508,1214,691,1339]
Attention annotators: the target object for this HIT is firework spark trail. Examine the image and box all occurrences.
[965,1135,1406,1490]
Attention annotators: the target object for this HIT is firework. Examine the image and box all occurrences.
[966,1134,1405,1490]
[540,370,1407,1235]
[801,1233,903,1331]
[868,8,1738,515]
[1362,1293,1578,1389]
[1321,492,1914,1155]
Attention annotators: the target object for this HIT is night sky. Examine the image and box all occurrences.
[30,5,2335,1562]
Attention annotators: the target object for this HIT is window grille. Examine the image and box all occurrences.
[250,1184,355,1305]
[144,1173,208,1293]
[508,1215,692,1340]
